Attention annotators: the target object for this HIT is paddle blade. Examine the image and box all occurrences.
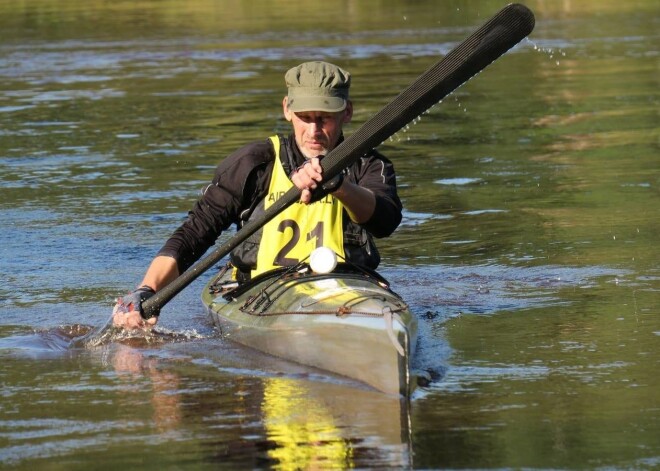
[320,3,535,178]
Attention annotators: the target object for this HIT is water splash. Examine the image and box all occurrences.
[69,320,208,349]
[388,108,433,143]
[526,37,567,66]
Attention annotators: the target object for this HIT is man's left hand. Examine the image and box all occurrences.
[290,157,343,204]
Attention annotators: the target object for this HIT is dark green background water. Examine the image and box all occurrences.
[1,1,658,469]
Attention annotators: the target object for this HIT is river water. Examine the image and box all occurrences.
[1,1,658,469]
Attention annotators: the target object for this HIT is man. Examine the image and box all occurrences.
[113,61,402,329]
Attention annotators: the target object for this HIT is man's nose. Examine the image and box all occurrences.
[310,118,323,131]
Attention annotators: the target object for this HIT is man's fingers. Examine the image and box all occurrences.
[300,189,312,204]
[112,305,155,330]
[300,158,323,182]
[309,157,323,174]
[292,162,322,192]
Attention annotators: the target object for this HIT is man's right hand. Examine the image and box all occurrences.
[112,306,158,329]
[112,286,159,329]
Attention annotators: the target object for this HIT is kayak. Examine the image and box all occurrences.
[202,261,418,396]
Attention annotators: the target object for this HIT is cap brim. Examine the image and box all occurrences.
[287,96,347,113]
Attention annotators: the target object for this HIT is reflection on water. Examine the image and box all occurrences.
[0,330,412,468]
[1,0,658,469]
[261,378,411,469]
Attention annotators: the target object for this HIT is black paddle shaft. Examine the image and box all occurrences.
[142,3,535,317]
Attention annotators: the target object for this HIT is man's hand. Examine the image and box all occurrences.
[290,157,323,203]
[112,286,159,329]
[290,157,343,204]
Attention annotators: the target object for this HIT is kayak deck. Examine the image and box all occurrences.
[202,264,417,396]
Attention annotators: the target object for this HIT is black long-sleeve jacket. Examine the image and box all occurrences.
[158,134,402,275]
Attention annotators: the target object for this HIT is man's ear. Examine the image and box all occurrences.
[342,101,353,124]
[282,97,293,122]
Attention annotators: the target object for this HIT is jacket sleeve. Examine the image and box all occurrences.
[157,140,274,273]
[350,150,402,238]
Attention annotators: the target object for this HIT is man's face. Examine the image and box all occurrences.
[283,99,353,159]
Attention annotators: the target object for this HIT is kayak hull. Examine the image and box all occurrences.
[202,265,417,396]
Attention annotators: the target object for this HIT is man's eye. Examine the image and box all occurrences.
[297,114,332,124]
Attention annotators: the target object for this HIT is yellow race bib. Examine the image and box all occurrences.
[253,136,345,277]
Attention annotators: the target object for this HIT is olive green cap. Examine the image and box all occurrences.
[285,61,351,112]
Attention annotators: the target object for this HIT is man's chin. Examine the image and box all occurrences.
[302,147,329,159]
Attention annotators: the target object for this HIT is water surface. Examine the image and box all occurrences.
[1,0,658,469]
